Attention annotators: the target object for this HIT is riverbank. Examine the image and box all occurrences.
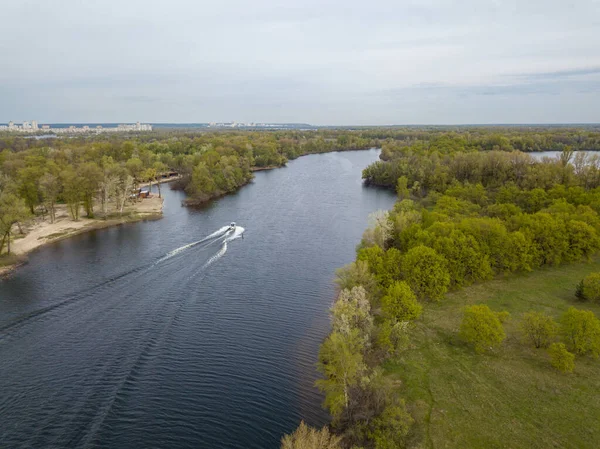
[0,196,163,278]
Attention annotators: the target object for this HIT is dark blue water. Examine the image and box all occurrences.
[0,149,395,448]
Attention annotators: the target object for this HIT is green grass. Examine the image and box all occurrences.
[387,259,600,449]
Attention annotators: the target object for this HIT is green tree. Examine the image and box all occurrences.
[79,162,103,218]
[560,307,600,357]
[396,176,409,200]
[376,320,409,359]
[401,245,450,301]
[580,272,600,302]
[548,342,575,373]
[381,281,422,322]
[39,172,60,223]
[316,329,366,420]
[99,157,120,219]
[0,192,30,255]
[61,168,82,220]
[335,260,378,295]
[280,421,342,449]
[520,311,558,348]
[153,161,168,198]
[17,165,43,214]
[460,304,507,353]
[368,403,414,449]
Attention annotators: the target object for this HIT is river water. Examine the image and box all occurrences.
[0,149,395,448]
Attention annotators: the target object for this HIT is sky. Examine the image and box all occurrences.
[0,0,599,125]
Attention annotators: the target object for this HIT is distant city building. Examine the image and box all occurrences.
[0,121,152,134]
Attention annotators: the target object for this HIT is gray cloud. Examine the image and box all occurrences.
[1,0,599,124]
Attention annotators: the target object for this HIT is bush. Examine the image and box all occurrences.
[548,343,575,373]
[575,280,585,301]
[376,320,409,360]
[580,272,600,302]
[460,304,507,353]
[368,403,414,449]
[381,281,422,322]
[520,311,558,348]
[560,307,600,357]
[281,421,342,449]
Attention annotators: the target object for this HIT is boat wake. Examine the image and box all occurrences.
[155,226,231,264]
[0,225,245,338]
[201,226,245,270]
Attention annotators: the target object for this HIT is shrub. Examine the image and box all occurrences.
[575,280,585,301]
[460,304,507,353]
[560,307,600,357]
[381,281,422,322]
[368,403,414,449]
[520,311,558,348]
[376,320,409,360]
[548,343,575,373]
[281,421,342,449]
[580,272,600,302]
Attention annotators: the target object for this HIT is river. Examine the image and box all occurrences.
[0,149,396,448]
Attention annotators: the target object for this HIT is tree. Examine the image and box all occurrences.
[61,168,82,220]
[331,286,373,345]
[396,176,409,200]
[460,304,507,353]
[99,156,120,219]
[153,161,167,198]
[401,245,450,301]
[143,167,157,196]
[368,403,414,449]
[79,162,103,218]
[17,165,43,214]
[280,421,342,449]
[361,210,392,248]
[125,157,144,191]
[381,281,422,322]
[335,260,378,295]
[113,168,134,216]
[580,272,600,302]
[520,311,558,348]
[0,192,30,255]
[316,329,366,420]
[39,172,60,223]
[560,307,600,357]
[548,342,575,373]
[376,320,409,359]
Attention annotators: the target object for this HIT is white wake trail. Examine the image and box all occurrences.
[155,226,231,264]
[199,226,246,270]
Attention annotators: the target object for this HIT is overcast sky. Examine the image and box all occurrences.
[1,0,599,124]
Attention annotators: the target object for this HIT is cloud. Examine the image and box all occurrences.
[1,0,599,124]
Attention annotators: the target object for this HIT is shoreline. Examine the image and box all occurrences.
[0,196,163,278]
[0,149,378,278]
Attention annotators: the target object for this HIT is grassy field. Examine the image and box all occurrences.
[386,259,600,449]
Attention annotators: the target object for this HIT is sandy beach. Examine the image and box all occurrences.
[0,195,163,277]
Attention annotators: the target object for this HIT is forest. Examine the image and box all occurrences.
[0,129,377,257]
[283,137,600,448]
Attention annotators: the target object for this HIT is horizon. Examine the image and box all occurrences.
[2,121,600,128]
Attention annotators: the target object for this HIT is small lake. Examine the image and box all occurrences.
[0,149,396,448]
